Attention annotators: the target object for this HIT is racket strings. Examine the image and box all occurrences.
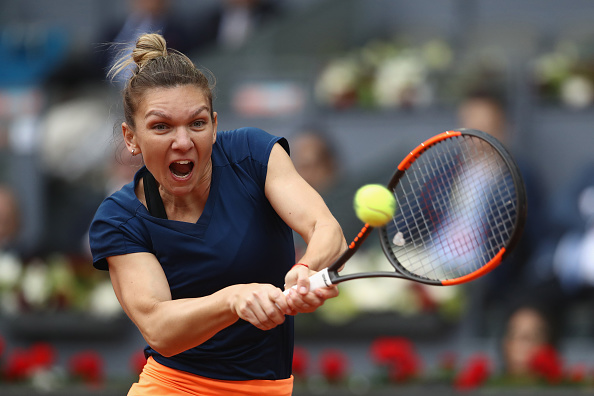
[387,136,518,281]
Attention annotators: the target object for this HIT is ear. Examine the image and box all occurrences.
[122,122,140,155]
[212,112,218,144]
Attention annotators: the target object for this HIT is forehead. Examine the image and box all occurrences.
[509,308,546,331]
[137,85,210,116]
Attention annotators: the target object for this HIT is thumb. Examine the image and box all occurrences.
[296,270,310,295]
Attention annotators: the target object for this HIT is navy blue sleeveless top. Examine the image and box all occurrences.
[89,127,295,380]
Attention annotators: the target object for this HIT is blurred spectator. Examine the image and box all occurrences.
[97,0,193,85]
[457,90,546,315]
[191,0,282,52]
[549,163,594,297]
[290,126,387,249]
[0,185,20,253]
[47,0,193,88]
[457,90,507,142]
[291,128,340,195]
[290,127,343,256]
[0,24,68,89]
[501,299,561,379]
[35,94,113,256]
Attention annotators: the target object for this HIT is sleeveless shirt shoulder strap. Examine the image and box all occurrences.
[142,170,168,219]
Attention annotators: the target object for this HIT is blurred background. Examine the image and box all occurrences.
[1,0,594,394]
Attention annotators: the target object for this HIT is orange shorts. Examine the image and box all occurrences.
[128,357,294,396]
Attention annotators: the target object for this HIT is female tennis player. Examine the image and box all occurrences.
[88,33,345,395]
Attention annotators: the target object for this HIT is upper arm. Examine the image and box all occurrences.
[265,143,336,242]
[107,252,172,330]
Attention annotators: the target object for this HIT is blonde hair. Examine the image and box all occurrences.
[109,33,214,129]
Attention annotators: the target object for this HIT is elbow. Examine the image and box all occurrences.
[141,322,214,357]
[152,346,178,358]
[144,333,182,358]
[141,325,184,358]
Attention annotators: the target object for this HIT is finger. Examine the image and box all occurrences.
[286,288,314,312]
[285,265,310,292]
[250,304,279,330]
[284,269,299,290]
[296,273,310,295]
[273,290,293,316]
[237,291,280,330]
[314,285,339,300]
[287,285,339,314]
[256,289,288,327]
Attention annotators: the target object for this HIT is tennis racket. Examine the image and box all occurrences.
[293,128,527,291]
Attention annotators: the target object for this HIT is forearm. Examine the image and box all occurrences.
[132,287,239,357]
[297,217,346,271]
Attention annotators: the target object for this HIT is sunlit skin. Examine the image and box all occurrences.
[122,85,217,223]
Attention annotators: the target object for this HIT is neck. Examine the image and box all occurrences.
[159,160,213,223]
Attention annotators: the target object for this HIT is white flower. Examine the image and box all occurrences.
[315,57,360,105]
[0,252,23,289]
[373,52,433,108]
[88,280,122,318]
[21,260,52,307]
[561,75,594,109]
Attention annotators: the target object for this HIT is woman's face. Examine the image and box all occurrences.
[123,84,217,198]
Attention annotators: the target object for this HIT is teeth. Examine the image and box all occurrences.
[174,160,191,165]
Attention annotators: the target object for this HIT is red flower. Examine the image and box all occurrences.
[4,348,32,382]
[371,337,412,365]
[29,342,56,370]
[319,349,348,382]
[567,363,587,383]
[130,350,147,376]
[529,345,562,384]
[69,350,104,386]
[292,346,309,378]
[454,353,491,390]
[370,337,420,382]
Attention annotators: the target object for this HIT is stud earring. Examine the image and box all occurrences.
[132,149,135,155]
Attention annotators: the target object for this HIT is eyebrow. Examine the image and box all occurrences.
[145,106,211,120]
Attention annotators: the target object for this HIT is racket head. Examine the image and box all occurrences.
[379,129,527,286]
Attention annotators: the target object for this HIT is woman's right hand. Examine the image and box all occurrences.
[227,284,292,331]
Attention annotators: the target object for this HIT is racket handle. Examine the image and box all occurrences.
[283,268,333,295]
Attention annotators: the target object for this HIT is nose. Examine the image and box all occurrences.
[172,127,194,151]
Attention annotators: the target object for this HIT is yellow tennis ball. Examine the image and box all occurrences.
[353,184,396,227]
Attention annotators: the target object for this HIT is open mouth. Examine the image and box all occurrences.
[169,160,194,179]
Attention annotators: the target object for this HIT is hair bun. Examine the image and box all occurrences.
[132,33,168,69]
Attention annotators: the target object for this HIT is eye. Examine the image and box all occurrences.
[152,123,169,131]
[191,120,207,128]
